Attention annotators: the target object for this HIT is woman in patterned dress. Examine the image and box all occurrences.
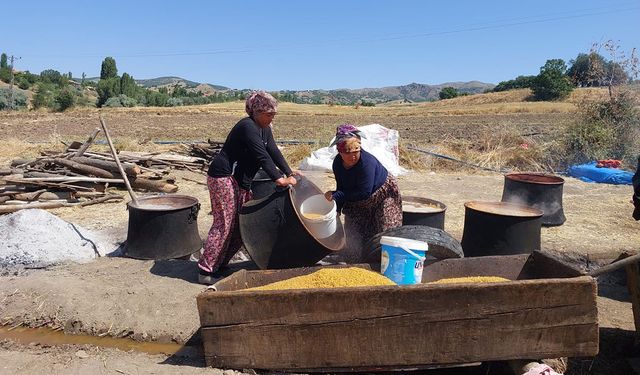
[324,124,402,262]
[198,91,298,284]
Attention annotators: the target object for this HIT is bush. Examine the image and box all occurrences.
[562,89,639,166]
[167,97,184,106]
[0,88,28,110]
[439,87,459,99]
[33,83,55,109]
[55,87,76,111]
[104,94,137,108]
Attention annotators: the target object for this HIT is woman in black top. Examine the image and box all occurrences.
[198,91,298,284]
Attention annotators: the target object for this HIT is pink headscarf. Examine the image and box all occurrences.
[245,91,278,117]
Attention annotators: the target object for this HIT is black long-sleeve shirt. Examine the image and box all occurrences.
[207,117,292,190]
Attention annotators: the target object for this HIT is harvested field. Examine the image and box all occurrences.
[1,90,639,374]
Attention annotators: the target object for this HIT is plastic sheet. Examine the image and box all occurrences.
[567,162,633,185]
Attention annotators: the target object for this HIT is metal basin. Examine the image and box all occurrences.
[124,195,202,260]
[239,176,345,269]
[402,196,446,230]
[461,201,542,257]
[501,172,566,226]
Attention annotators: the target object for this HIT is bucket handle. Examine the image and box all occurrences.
[400,245,426,261]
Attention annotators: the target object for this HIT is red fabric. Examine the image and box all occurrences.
[596,159,622,169]
[198,176,252,273]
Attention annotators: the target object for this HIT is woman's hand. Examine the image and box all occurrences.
[275,176,298,187]
[324,191,333,201]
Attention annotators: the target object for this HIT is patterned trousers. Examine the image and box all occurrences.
[198,176,252,273]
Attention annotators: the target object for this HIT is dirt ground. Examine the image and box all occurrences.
[1,102,639,374]
[1,168,639,374]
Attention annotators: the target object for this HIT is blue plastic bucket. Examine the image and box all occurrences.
[380,236,429,285]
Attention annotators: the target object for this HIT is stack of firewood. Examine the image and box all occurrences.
[0,129,209,214]
[173,140,223,167]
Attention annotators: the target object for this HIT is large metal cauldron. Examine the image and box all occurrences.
[251,169,277,200]
[124,195,202,260]
[461,201,543,257]
[239,176,345,269]
[402,196,446,230]
[501,172,566,226]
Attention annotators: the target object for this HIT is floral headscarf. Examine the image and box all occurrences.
[245,91,278,117]
[330,124,365,152]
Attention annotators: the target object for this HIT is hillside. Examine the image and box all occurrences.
[82,76,494,105]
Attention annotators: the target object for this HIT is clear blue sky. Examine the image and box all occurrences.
[4,0,639,91]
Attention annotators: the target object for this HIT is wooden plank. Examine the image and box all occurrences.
[625,260,640,338]
[421,254,529,282]
[198,277,597,369]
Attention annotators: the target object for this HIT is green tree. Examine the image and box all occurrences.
[96,77,121,107]
[100,57,118,80]
[532,59,574,101]
[120,73,138,98]
[439,87,459,100]
[567,53,605,87]
[40,69,66,86]
[0,53,7,69]
[493,75,536,92]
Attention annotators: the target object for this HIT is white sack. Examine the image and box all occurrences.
[299,124,408,176]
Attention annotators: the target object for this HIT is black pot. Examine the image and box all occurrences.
[501,172,566,226]
[124,195,202,260]
[461,201,542,257]
[251,169,277,200]
[402,196,446,230]
[239,176,345,269]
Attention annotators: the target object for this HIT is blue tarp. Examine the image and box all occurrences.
[567,162,633,185]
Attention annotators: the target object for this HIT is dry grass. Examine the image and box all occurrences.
[417,129,557,173]
[280,144,315,168]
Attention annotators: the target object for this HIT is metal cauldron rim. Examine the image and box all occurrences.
[465,200,543,218]
[127,194,199,211]
[505,172,565,185]
[402,196,446,214]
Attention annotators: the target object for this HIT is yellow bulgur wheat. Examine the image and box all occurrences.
[428,276,510,284]
[247,267,396,291]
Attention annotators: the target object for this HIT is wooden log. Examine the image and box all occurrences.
[49,158,116,178]
[0,196,9,204]
[13,191,74,201]
[10,159,36,168]
[118,151,206,164]
[4,199,70,205]
[0,194,123,214]
[75,128,101,157]
[5,177,124,184]
[0,169,23,176]
[72,156,140,176]
[130,177,178,193]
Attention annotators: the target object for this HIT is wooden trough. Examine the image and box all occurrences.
[196,251,598,371]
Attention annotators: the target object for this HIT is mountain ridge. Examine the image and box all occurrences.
[84,76,496,104]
